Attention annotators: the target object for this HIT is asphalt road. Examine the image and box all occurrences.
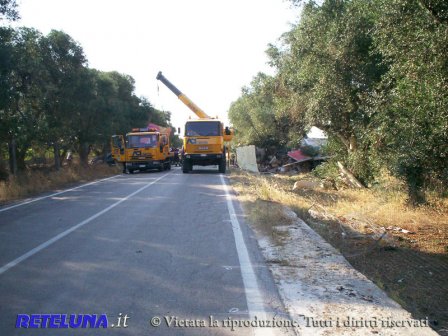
[0,167,293,336]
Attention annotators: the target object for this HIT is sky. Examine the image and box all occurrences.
[13,0,301,135]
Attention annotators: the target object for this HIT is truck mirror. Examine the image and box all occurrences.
[160,144,164,153]
[225,127,231,135]
[178,127,181,134]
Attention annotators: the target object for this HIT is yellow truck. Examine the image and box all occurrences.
[111,124,172,174]
[156,71,233,173]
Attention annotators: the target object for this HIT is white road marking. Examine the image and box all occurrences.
[0,175,120,213]
[0,174,169,275]
[220,174,275,336]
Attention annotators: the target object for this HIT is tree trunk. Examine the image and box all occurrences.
[60,148,68,166]
[54,142,61,170]
[15,147,27,171]
[335,133,358,152]
[101,142,108,161]
[337,161,365,188]
[0,148,8,180]
[79,142,90,166]
[404,166,427,206]
[8,138,18,175]
[349,135,357,151]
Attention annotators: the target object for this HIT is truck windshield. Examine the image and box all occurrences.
[185,121,221,136]
[127,134,158,148]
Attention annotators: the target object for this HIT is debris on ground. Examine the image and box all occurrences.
[256,147,327,175]
[248,146,363,192]
[386,226,415,234]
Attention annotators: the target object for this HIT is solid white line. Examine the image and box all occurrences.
[0,173,169,276]
[220,174,274,336]
[0,175,120,213]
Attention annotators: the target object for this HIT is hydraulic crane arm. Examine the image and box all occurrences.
[156,71,210,119]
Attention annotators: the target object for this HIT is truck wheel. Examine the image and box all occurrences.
[167,162,171,170]
[182,160,191,173]
[219,158,226,173]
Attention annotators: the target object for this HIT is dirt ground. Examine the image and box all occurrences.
[311,217,448,334]
[228,169,448,335]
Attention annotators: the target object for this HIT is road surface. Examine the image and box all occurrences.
[0,167,293,335]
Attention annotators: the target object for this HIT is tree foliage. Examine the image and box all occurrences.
[230,73,281,148]
[0,0,19,22]
[370,0,448,203]
[230,0,448,204]
[276,0,387,183]
[0,25,173,172]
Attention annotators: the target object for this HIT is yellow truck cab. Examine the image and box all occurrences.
[156,71,233,173]
[111,125,171,174]
[183,119,230,173]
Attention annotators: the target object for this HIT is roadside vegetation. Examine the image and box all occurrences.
[229,0,448,206]
[229,168,448,333]
[228,2,448,328]
[0,160,120,204]
[0,0,180,183]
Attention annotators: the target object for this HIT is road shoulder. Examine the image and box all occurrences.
[228,175,439,336]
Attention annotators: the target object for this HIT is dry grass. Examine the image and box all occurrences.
[230,169,448,255]
[0,164,121,204]
[243,199,294,240]
[229,168,448,332]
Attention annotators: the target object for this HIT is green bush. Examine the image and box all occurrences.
[301,145,320,157]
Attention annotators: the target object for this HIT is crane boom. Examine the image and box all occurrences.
[155,70,232,174]
[156,71,210,119]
